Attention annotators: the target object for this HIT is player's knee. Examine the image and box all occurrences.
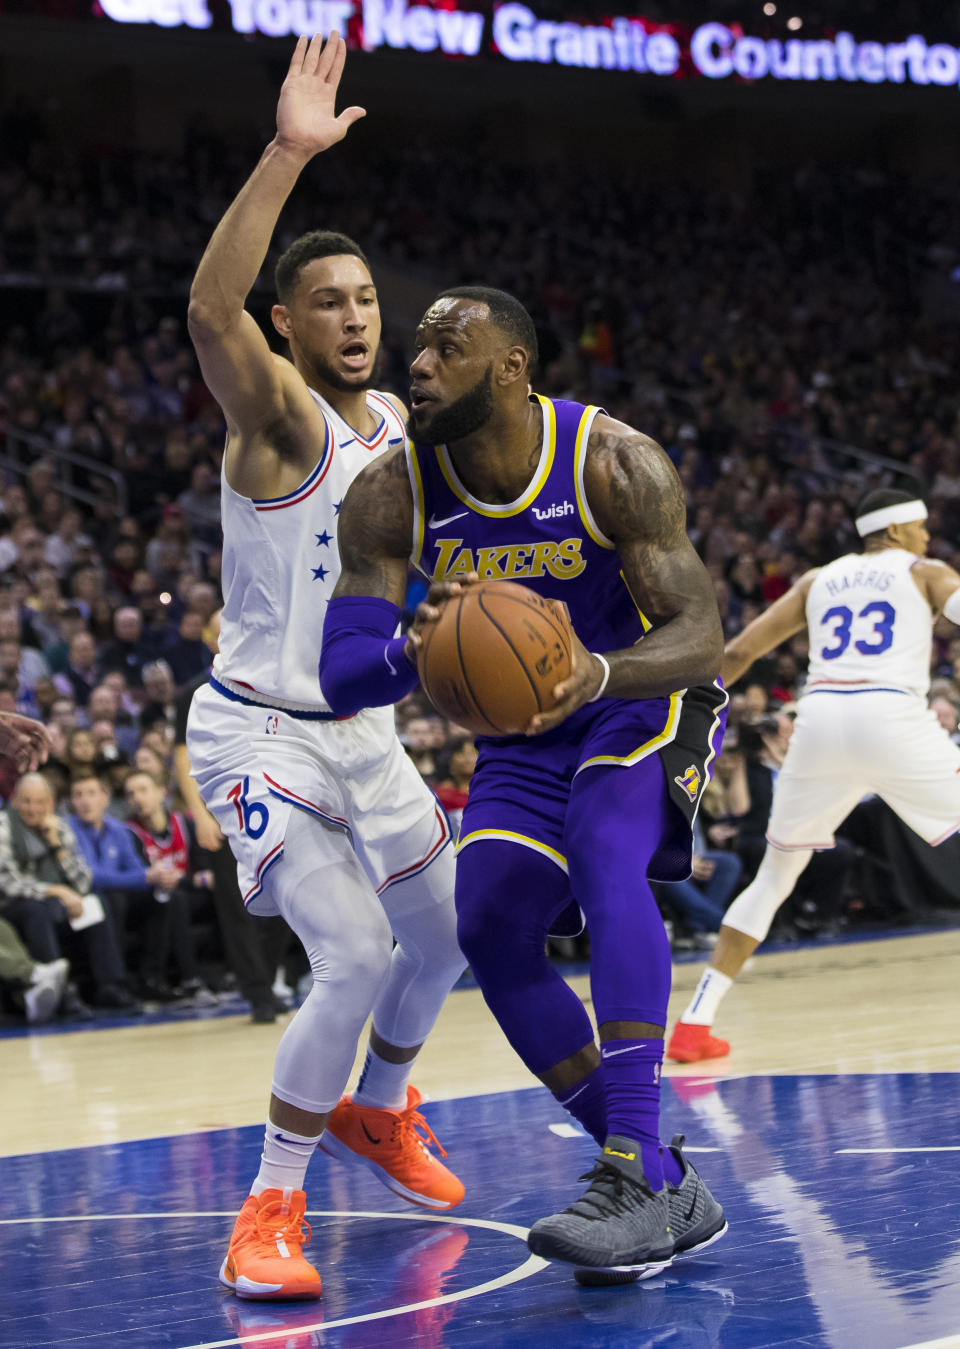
[304,916,393,1000]
[455,904,500,974]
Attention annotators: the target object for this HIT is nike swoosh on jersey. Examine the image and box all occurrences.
[428,511,469,528]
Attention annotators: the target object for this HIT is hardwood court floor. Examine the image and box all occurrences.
[4,928,959,1157]
[3,929,960,1349]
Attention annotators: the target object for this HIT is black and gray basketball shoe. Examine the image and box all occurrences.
[664,1134,728,1259]
[527,1135,674,1282]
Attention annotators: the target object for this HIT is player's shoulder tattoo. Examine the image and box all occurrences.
[585,416,685,546]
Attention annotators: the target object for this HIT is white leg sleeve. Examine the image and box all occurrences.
[267,810,394,1114]
[372,843,465,1050]
[721,845,814,943]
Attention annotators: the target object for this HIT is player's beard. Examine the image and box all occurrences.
[311,346,382,394]
[412,364,494,443]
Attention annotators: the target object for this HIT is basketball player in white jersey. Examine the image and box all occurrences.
[668,488,960,1063]
[185,34,465,1300]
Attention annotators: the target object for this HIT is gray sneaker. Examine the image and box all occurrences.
[665,1134,727,1258]
[527,1135,674,1278]
[23,958,70,1024]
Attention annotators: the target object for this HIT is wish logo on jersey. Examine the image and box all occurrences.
[433,536,586,581]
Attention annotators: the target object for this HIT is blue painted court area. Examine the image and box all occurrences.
[2,1074,958,1349]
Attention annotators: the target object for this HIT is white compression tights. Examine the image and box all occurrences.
[721,844,814,943]
[267,810,463,1114]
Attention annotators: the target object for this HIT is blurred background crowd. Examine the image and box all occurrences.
[2,12,960,1024]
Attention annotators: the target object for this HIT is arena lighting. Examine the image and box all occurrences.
[97,0,960,88]
[786,15,802,31]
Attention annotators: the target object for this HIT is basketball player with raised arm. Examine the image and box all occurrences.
[319,288,730,1283]
[185,35,464,1302]
[668,488,960,1063]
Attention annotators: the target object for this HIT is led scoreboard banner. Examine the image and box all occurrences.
[53,0,960,89]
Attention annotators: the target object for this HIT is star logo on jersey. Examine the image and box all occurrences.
[312,564,329,582]
[333,499,343,515]
[674,765,701,801]
[315,530,332,547]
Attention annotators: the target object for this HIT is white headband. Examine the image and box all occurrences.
[855,500,927,537]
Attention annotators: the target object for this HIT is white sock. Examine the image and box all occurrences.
[681,968,734,1026]
[352,1045,412,1110]
[251,1123,323,1196]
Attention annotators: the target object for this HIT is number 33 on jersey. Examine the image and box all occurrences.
[805,548,934,696]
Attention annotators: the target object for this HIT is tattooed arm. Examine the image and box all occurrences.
[318,450,419,715]
[528,416,722,733]
[331,448,414,604]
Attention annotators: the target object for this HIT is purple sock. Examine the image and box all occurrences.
[555,1064,607,1146]
[601,1037,666,1190]
[661,1141,683,1187]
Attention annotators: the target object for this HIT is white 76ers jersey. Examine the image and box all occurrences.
[214,388,407,709]
[804,548,934,698]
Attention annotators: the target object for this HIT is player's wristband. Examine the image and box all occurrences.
[587,653,611,701]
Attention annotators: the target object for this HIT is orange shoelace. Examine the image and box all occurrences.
[393,1101,448,1159]
[255,1196,313,1250]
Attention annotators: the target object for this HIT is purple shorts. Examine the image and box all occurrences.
[458,683,727,882]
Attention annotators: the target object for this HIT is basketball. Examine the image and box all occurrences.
[416,580,573,736]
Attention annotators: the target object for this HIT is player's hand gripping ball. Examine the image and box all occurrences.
[415,580,572,736]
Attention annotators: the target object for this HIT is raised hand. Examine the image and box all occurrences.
[275,32,366,158]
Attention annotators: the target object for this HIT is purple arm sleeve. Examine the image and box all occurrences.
[319,595,420,717]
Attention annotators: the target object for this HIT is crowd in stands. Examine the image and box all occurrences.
[1,103,959,1023]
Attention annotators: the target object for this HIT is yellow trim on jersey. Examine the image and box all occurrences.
[619,569,653,635]
[700,681,729,786]
[406,443,426,570]
[576,691,683,772]
[456,828,568,873]
[435,396,556,518]
[574,406,615,550]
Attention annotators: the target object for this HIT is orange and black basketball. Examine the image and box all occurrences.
[416,580,573,737]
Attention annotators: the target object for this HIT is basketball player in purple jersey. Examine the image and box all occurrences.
[320,288,729,1282]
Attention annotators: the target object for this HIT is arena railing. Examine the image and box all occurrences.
[0,426,128,516]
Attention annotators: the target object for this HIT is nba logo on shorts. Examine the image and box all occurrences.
[675,765,701,802]
[265,714,279,735]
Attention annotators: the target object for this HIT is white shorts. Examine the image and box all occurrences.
[186,683,451,915]
[766,689,960,851]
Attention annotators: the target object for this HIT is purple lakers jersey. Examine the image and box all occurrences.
[405,395,647,653]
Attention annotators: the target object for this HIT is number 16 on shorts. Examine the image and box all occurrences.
[227,777,269,839]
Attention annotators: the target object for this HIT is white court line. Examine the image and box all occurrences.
[836,1147,960,1154]
[0,1207,548,1349]
[898,1336,960,1349]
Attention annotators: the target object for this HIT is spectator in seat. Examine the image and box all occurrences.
[167,611,209,686]
[434,735,477,839]
[101,607,148,689]
[0,772,138,1015]
[69,772,181,999]
[53,630,101,708]
[139,659,177,737]
[123,768,215,1004]
[42,605,87,675]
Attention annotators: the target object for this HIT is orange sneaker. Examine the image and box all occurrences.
[667,1021,731,1063]
[219,1188,322,1301]
[319,1085,465,1209]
